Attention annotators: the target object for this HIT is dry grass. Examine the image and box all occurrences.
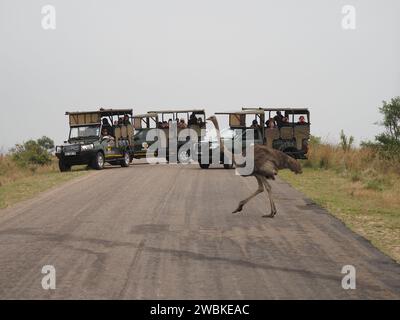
[303,143,400,194]
[280,142,400,262]
[0,154,58,186]
[0,155,87,209]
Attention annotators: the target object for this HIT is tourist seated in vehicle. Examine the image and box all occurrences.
[250,119,260,129]
[178,119,187,129]
[280,117,291,127]
[274,111,284,127]
[265,118,277,128]
[123,114,131,125]
[118,117,123,125]
[102,118,113,135]
[101,128,114,140]
[297,116,307,125]
[188,113,198,126]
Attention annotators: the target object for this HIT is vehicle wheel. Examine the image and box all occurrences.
[178,148,190,164]
[59,160,71,172]
[92,152,105,170]
[199,163,210,169]
[120,152,131,167]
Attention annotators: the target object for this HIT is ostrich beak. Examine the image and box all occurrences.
[206,116,213,121]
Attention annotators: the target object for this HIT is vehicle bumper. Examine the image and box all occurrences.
[56,150,98,165]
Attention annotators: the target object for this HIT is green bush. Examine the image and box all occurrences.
[10,136,54,167]
[361,97,400,161]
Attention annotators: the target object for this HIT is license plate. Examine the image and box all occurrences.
[65,152,76,156]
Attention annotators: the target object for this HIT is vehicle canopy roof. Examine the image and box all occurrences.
[133,112,159,119]
[242,107,309,115]
[147,109,205,114]
[215,110,264,116]
[66,108,133,117]
[65,108,133,126]
[214,110,264,128]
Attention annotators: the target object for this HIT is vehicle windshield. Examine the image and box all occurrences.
[69,125,100,140]
[205,128,234,142]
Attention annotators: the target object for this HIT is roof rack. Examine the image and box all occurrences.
[65,108,133,117]
[242,107,309,113]
[147,109,205,114]
[215,110,264,115]
[133,112,159,118]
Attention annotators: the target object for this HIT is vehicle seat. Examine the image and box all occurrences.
[127,124,134,144]
[280,127,293,140]
[114,126,122,145]
[121,125,128,138]
[265,128,280,148]
[294,125,310,150]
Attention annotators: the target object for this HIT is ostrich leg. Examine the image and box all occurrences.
[232,175,264,213]
[261,177,277,218]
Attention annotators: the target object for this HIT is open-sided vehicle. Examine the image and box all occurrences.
[55,108,134,171]
[198,110,265,169]
[243,107,310,159]
[133,109,206,163]
[131,112,159,159]
[198,107,310,169]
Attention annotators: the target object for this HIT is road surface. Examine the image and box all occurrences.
[0,161,399,299]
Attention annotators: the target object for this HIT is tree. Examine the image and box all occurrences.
[340,130,354,152]
[361,97,400,159]
[375,97,400,146]
[37,136,55,151]
[10,136,54,167]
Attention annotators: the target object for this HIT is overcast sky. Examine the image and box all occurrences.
[0,0,399,152]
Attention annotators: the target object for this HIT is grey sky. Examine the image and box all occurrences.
[0,0,399,151]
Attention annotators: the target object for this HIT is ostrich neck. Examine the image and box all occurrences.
[210,117,222,147]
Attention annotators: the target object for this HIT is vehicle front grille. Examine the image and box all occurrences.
[64,145,80,153]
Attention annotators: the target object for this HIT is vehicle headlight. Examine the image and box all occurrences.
[56,146,63,153]
[81,144,94,151]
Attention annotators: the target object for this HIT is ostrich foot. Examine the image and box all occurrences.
[262,211,277,218]
[262,214,274,218]
[232,206,243,214]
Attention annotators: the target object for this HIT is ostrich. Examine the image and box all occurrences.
[206,115,302,218]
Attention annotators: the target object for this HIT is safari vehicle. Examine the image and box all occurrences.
[55,108,134,171]
[131,112,159,159]
[243,107,310,159]
[198,107,310,169]
[198,110,265,169]
[132,109,206,163]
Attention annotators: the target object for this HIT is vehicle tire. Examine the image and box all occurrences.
[199,163,210,169]
[223,163,234,169]
[59,160,71,172]
[178,148,190,164]
[92,152,105,170]
[120,152,131,167]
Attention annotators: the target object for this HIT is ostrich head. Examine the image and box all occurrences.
[288,157,303,174]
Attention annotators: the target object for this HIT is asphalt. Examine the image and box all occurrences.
[0,161,399,299]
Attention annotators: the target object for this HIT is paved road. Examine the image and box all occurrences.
[0,161,399,299]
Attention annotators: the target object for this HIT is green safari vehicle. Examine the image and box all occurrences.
[55,108,134,171]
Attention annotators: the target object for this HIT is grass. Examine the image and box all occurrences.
[280,143,400,263]
[0,155,88,209]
